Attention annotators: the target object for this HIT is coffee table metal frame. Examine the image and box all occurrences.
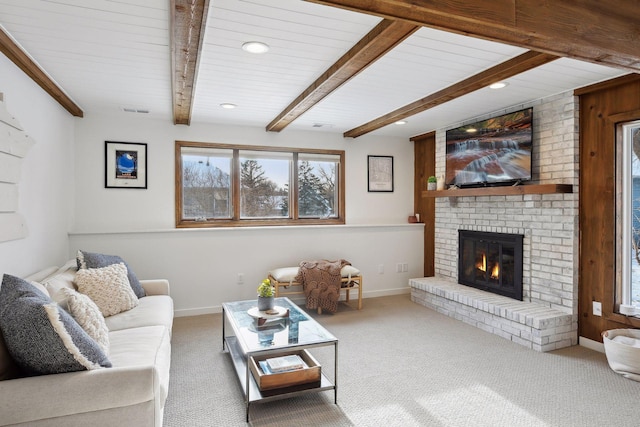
[222,297,338,422]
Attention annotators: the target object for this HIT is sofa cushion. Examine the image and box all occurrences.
[24,265,60,283]
[74,263,139,317]
[0,339,164,425]
[109,325,172,406]
[39,260,78,303]
[105,295,174,334]
[77,250,146,298]
[0,274,111,376]
[60,287,110,355]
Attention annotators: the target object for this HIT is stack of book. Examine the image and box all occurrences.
[259,354,308,375]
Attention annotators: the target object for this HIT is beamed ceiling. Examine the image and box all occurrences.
[0,0,633,139]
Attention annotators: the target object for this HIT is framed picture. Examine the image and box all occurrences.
[368,155,394,192]
[105,141,147,189]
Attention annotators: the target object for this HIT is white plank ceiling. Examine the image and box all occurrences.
[0,0,628,138]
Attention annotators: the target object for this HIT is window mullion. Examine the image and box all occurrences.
[232,149,240,220]
[292,152,299,220]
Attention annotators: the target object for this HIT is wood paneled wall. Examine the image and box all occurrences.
[412,132,435,277]
[578,74,640,341]
[0,95,35,243]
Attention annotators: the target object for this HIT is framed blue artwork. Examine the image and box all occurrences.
[105,141,147,189]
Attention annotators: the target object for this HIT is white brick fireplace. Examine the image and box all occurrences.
[411,91,579,351]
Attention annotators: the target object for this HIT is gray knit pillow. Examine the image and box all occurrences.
[0,327,21,380]
[77,250,146,298]
[0,274,111,376]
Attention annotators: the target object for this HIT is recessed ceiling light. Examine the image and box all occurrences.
[489,82,508,89]
[219,103,237,109]
[466,128,478,133]
[395,120,407,125]
[242,41,270,54]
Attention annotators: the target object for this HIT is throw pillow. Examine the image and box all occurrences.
[74,263,139,317]
[77,250,146,298]
[0,274,111,376]
[0,327,22,380]
[59,288,109,355]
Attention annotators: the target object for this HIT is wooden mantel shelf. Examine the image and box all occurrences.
[422,183,573,198]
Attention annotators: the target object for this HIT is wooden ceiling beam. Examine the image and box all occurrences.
[344,50,558,138]
[304,0,640,73]
[171,0,209,126]
[266,19,418,132]
[0,26,83,117]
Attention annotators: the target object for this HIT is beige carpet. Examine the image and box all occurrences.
[163,294,640,427]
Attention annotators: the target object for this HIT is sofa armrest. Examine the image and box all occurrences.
[0,365,159,426]
[140,279,170,296]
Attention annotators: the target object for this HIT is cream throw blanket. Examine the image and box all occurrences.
[294,259,351,314]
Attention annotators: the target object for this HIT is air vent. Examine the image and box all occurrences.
[312,123,333,128]
[121,107,150,114]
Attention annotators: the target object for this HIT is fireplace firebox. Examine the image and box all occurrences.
[458,230,523,300]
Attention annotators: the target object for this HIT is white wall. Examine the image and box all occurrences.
[70,225,423,315]
[0,54,75,277]
[70,113,424,314]
[73,113,417,230]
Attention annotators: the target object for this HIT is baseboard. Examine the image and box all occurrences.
[174,306,221,317]
[364,287,410,298]
[172,287,411,318]
[579,336,605,353]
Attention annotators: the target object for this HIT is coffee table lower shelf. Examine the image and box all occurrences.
[224,336,336,421]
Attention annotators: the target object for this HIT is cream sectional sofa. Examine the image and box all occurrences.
[0,260,174,427]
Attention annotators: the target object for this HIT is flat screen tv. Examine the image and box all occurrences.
[445,107,533,187]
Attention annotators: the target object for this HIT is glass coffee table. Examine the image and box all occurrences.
[222,297,338,422]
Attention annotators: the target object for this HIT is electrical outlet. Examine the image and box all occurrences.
[378,264,384,274]
[237,273,244,285]
[592,301,602,316]
[396,263,402,273]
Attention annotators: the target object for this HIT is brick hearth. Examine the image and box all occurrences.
[410,277,577,351]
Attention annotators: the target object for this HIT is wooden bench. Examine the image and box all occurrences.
[268,265,363,312]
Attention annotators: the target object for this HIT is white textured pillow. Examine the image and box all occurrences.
[59,288,109,355]
[74,263,139,317]
[341,265,361,277]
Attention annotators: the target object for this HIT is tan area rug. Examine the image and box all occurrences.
[164,294,640,427]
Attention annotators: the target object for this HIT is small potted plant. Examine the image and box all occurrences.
[427,176,437,190]
[257,278,275,311]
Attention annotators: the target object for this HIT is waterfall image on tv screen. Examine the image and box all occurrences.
[445,108,533,187]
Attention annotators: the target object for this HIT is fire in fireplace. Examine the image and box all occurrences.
[458,230,523,300]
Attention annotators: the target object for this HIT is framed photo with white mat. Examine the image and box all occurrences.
[105,141,147,189]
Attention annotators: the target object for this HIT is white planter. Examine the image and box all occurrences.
[257,296,275,311]
[427,182,437,190]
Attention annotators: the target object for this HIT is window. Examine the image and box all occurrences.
[176,141,345,227]
[617,120,640,316]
